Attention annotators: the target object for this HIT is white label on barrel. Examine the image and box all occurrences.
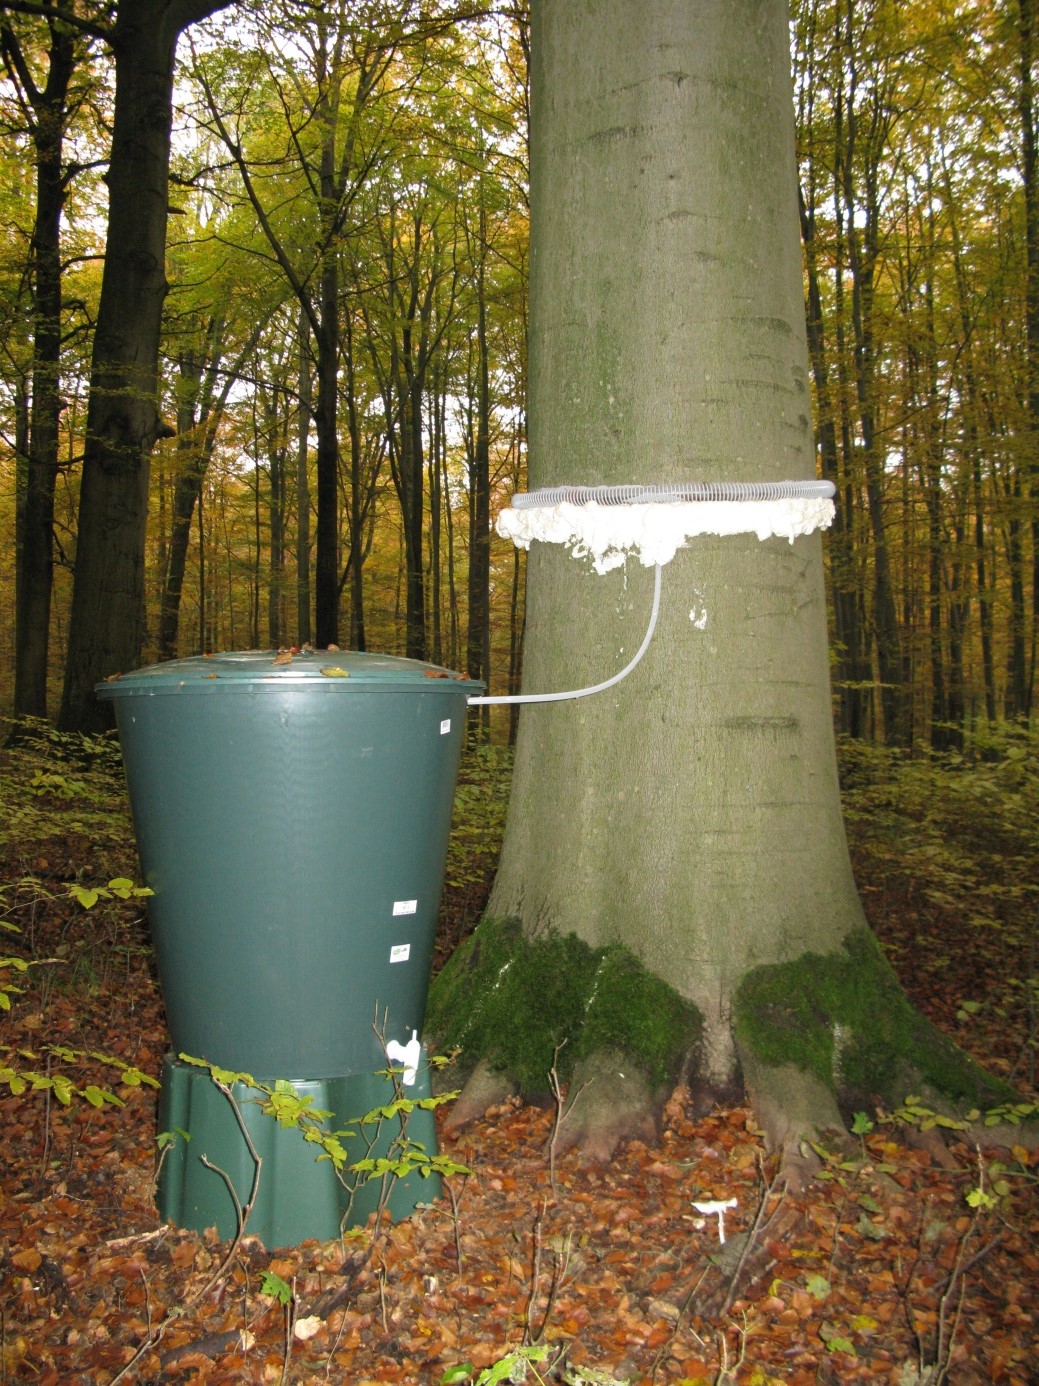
[390,944,410,963]
[440,718,451,735]
[393,899,417,916]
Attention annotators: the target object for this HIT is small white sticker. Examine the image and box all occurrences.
[390,944,411,964]
[440,718,451,735]
[393,899,418,917]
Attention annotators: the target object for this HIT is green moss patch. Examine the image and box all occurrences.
[426,917,700,1096]
[733,929,1014,1111]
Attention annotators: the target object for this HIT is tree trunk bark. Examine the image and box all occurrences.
[57,0,230,730]
[1018,0,1039,720]
[799,184,867,739]
[313,251,340,651]
[296,311,313,648]
[436,0,1004,1156]
[466,206,492,717]
[492,0,859,1078]
[8,15,75,721]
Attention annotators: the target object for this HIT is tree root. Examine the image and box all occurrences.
[735,1041,844,1190]
[444,1059,517,1131]
[550,1051,661,1162]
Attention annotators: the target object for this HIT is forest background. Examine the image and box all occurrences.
[0,0,1038,750]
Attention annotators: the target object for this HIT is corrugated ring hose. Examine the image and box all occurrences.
[509,480,835,507]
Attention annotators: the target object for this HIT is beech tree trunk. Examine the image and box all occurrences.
[444,0,991,1155]
[493,0,856,1055]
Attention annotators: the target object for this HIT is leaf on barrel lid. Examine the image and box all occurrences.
[423,669,450,678]
[273,651,293,665]
[321,667,350,677]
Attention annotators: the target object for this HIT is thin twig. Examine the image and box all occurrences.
[546,1042,593,1193]
[277,1276,296,1386]
[445,1171,467,1278]
[648,1263,712,1381]
[104,1226,169,1250]
[529,1228,574,1346]
[717,1159,787,1318]
[522,1199,546,1345]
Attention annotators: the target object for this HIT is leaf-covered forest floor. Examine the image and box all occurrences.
[1,727,1037,1385]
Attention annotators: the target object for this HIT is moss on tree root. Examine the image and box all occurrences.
[733,929,1015,1113]
[426,917,701,1098]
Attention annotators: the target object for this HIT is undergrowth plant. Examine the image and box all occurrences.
[2,723,157,1108]
[1,878,158,1110]
[122,1055,471,1385]
[1,717,134,858]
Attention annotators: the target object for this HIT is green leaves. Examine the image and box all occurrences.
[69,877,153,910]
[804,1273,831,1301]
[179,1056,471,1187]
[260,1270,293,1305]
[441,1346,548,1386]
[440,1366,475,1385]
[819,1322,856,1356]
[0,1056,127,1108]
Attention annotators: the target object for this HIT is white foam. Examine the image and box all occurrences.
[496,498,835,573]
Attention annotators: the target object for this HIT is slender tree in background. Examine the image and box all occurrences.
[157,310,270,660]
[433,0,1010,1159]
[191,0,410,652]
[2,4,87,720]
[1016,0,1039,720]
[56,0,233,731]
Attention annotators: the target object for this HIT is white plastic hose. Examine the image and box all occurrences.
[468,562,662,707]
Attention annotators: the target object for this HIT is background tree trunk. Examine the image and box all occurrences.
[6,13,76,721]
[57,0,230,731]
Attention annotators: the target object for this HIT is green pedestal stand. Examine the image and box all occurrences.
[156,1052,442,1248]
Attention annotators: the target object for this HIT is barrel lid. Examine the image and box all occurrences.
[96,649,485,697]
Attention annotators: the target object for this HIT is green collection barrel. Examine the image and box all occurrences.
[98,649,481,1246]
